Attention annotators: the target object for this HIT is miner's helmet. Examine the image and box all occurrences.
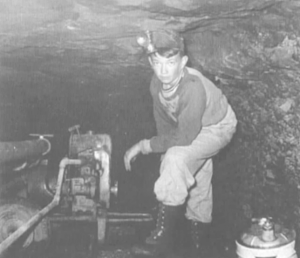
[137,29,185,57]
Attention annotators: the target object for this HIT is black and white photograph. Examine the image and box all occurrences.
[0,1,299,258]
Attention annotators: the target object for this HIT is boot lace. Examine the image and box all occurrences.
[146,204,166,243]
[191,221,201,249]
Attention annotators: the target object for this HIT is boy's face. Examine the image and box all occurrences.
[149,53,188,85]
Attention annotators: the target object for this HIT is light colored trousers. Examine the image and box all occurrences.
[154,105,237,223]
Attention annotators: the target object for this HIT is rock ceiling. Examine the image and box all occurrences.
[1,0,299,78]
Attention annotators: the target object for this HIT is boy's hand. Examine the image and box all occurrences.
[124,143,142,171]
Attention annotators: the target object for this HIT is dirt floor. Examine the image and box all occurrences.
[3,205,239,258]
[37,210,238,258]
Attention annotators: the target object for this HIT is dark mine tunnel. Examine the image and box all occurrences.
[1,0,300,258]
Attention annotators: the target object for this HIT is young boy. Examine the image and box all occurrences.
[124,29,237,257]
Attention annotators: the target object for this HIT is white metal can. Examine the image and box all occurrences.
[236,217,297,258]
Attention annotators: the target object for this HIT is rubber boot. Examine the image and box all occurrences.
[132,203,182,257]
[189,221,212,258]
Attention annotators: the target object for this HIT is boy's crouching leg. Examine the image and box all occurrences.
[131,203,182,257]
[189,220,214,258]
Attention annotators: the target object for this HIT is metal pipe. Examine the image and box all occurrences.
[48,213,153,225]
[108,212,153,217]
[49,215,96,222]
[107,212,153,223]
[0,138,51,165]
[108,218,153,223]
[0,157,82,256]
